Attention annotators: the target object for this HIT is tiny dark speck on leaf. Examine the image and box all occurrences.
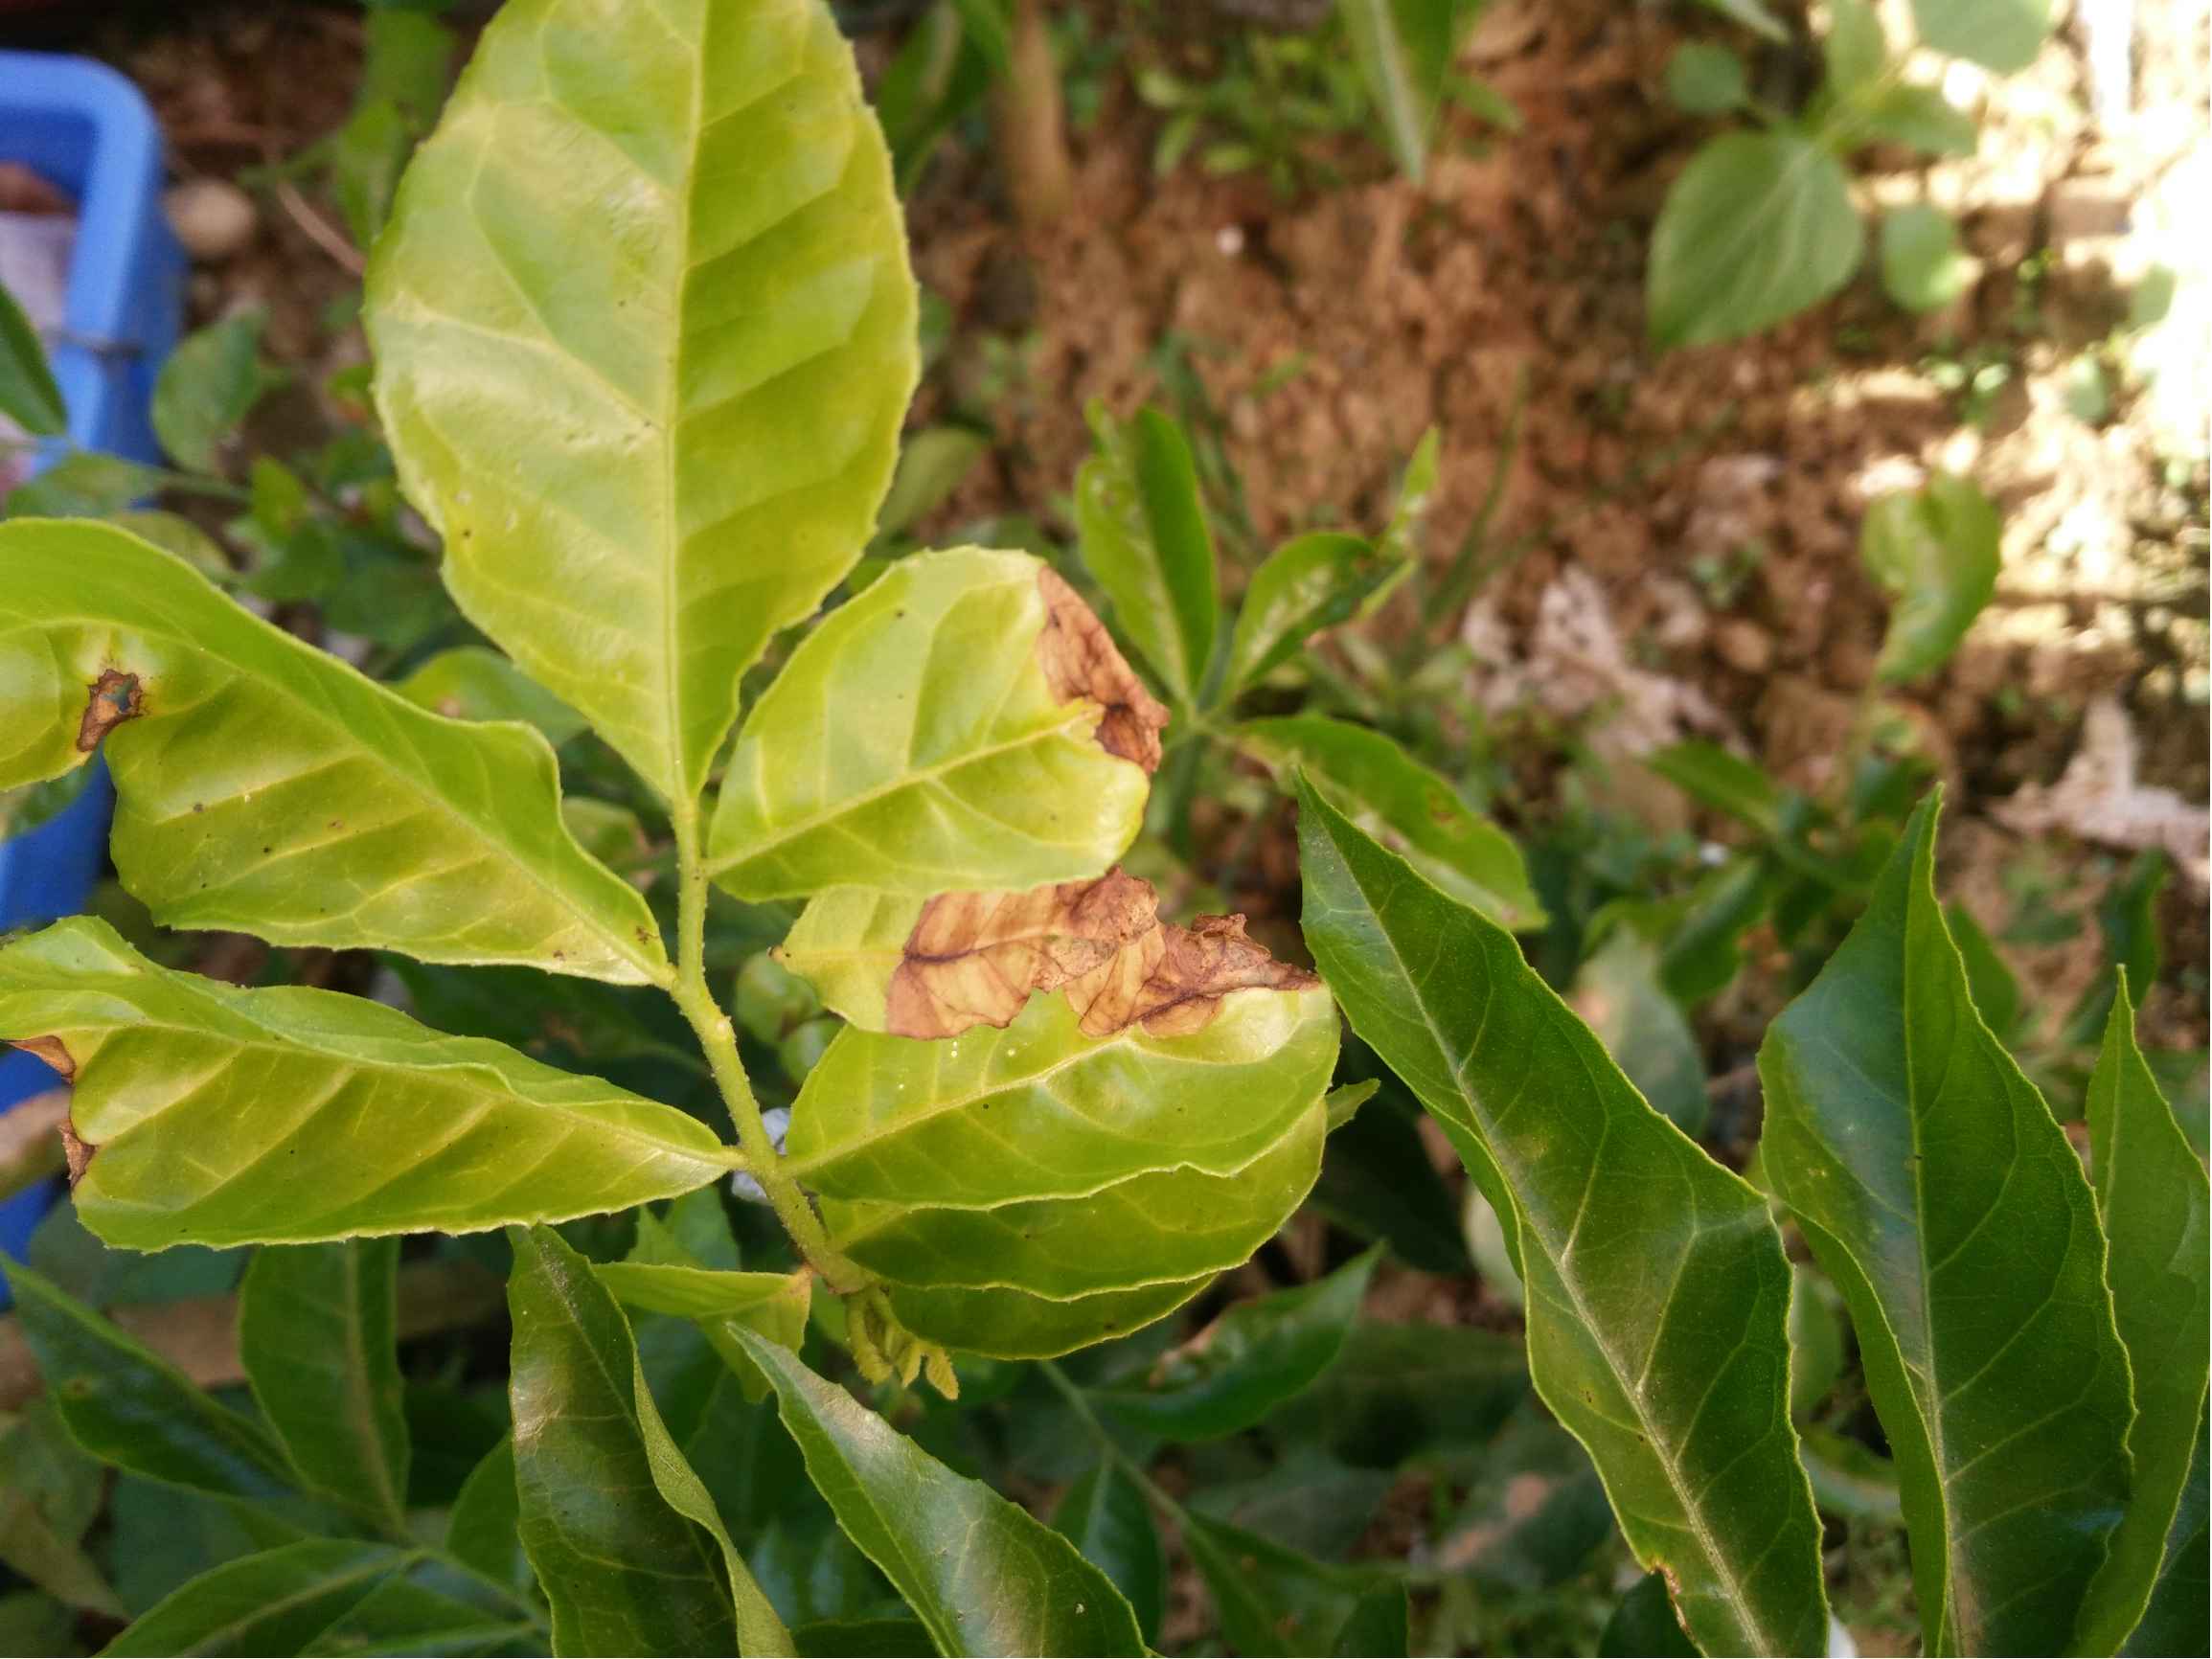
[192,802,204,813]
[329,820,342,830]
[262,846,272,854]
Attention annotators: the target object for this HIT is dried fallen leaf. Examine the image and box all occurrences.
[1995,696,2209,888]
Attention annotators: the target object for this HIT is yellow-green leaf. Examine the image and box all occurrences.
[0,918,732,1249]
[367,0,917,803]
[0,517,666,985]
[1074,403,1219,708]
[708,548,1161,900]
[787,984,1337,1356]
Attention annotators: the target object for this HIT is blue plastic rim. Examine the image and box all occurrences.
[1,51,184,1294]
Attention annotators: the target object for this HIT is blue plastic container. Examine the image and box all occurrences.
[1,52,184,1295]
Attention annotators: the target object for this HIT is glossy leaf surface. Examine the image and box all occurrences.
[0,278,65,437]
[1573,929,1710,1136]
[787,984,1335,1353]
[596,1259,811,1398]
[2076,981,2210,1654]
[1649,130,1862,348]
[5,1261,294,1502]
[1095,1248,1379,1441]
[0,918,730,1248]
[1861,471,2000,682]
[368,0,916,802]
[736,1329,1148,1656]
[1241,716,1543,929]
[1074,404,1219,707]
[1220,533,1398,699]
[1758,797,2132,1655]
[1297,780,1826,1657]
[509,1227,787,1657]
[0,517,665,984]
[709,548,1158,899]
[1051,1463,1166,1645]
[239,1239,411,1535]
[100,1540,523,1658]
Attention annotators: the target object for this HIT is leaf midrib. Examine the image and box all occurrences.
[708,703,1103,879]
[46,999,724,1167]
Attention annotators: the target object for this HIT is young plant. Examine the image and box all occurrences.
[1648,0,2050,347]
[0,2,2202,1657]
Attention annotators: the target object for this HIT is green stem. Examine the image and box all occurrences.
[668,807,866,1293]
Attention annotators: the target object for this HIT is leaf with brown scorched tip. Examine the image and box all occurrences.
[779,870,1159,1037]
[708,548,1160,901]
[779,869,1313,1040]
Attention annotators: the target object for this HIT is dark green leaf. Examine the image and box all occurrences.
[5,1262,293,1502]
[1666,42,1748,113]
[0,279,66,438]
[1241,716,1544,930]
[794,1617,938,1657]
[446,1439,532,1600]
[1074,402,1220,706]
[1787,1264,1846,1420]
[1337,0,1463,184]
[1600,1572,1699,1657]
[1182,1509,1404,1657]
[1659,853,1777,1004]
[1945,900,2024,1045]
[876,425,989,539]
[101,1539,523,1658]
[1095,1249,1380,1441]
[1649,130,1864,348]
[2075,979,2211,1653]
[1573,929,1709,1135]
[733,1328,1148,1657]
[1310,1082,1472,1274]
[1758,795,2133,1654]
[1695,0,1790,40]
[508,1226,787,1657]
[1440,1402,1613,1591]
[1265,1320,1528,1471]
[1643,740,1785,834]
[1861,470,2000,681]
[1185,1447,1395,1561]
[1799,1428,1903,1523]
[2125,1412,2207,1658]
[1050,1463,1166,1645]
[1912,0,2052,73]
[2064,850,2170,1051]
[153,311,273,474]
[239,1240,411,1536]
[5,451,166,518]
[0,1399,121,1616]
[1296,779,1827,1656]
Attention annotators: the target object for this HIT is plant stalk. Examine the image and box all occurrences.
[669,808,865,1292]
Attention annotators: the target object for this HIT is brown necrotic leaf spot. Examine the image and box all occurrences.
[1036,569,1169,772]
[77,670,144,752]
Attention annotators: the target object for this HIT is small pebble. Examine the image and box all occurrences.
[165,178,257,262]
